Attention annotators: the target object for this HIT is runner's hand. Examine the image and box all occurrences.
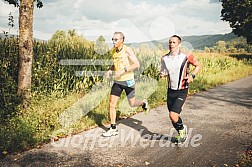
[106,70,113,78]
[160,71,167,78]
[185,75,194,83]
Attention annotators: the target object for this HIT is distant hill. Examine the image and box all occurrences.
[0,33,43,41]
[0,33,9,38]
[0,32,239,50]
[130,33,238,50]
[0,32,19,39]
[181,33,237,50]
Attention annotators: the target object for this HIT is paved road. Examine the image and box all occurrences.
[1,76,252,167]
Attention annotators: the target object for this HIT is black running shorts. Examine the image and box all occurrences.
[167,88,188,114]
[110,80,135,99]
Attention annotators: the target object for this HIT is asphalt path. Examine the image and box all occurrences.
[1,75,252,167]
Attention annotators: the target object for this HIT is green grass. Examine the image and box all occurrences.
[1,53,252,156]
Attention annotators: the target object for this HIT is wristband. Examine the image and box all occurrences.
[190,74,195,79]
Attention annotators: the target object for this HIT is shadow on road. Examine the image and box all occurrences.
[188,86,252,110]
[116,116,177,143]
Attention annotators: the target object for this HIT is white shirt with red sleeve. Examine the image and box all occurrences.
[161,51,196,90]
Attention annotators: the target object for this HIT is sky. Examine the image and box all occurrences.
[0,0,232,43]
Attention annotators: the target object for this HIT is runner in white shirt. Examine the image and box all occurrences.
[160,35,201,143]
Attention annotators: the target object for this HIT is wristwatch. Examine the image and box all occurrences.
[190,73,196,79]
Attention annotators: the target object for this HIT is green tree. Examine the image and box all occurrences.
[48,30,67,46]
[216,41,227,53]
[220,0,252,44]
[94,35,109,55]
[4,0,43,107]
[68,29,77,37]
[204,47,210,53]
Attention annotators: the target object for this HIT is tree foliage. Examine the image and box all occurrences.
[220,0,252,44]
[4,0,43,8]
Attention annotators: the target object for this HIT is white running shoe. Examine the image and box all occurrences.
[102,128,119,137]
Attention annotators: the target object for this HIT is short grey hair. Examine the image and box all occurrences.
[114,32,125,42]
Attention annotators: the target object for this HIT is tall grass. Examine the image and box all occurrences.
[190,53,252,92]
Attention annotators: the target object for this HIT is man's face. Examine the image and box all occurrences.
[112,34,123,48]
[169,37,181,52]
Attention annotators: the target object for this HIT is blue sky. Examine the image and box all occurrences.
[0,0,232,42]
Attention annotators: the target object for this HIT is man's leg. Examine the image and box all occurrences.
[168,89,188,142]
[169,111,183,132]
[102,83,122,137]
[126,87,149,113]
[128,97,143,107]
[109,95,120,125]
[169,111,188,143]
[126,90,149,114]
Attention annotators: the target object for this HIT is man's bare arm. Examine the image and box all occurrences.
[125,47,140,71]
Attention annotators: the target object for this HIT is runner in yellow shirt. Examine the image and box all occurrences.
[102,32,149,137]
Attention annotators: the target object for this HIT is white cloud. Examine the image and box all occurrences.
[0,0,232,42]
[0,1,18,16]
[0,1,18,32]
[149,17,176,40]
[170,0,223,22]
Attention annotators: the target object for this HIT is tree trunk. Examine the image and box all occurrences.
[18,0,34,107]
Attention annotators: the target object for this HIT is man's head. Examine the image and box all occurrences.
[112,32,125,48]
[169,35,181,52]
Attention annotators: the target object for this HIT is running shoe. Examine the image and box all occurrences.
[175,125,188,143]
[102,128,119,137]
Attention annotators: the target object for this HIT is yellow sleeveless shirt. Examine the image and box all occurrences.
[112,45,134,81]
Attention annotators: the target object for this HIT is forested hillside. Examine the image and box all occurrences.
[182,33,237,49]
[130,32,251,53]
[1,32,251,52]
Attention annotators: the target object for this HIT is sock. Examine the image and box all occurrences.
[172,117,184,132]
[111,124,116,129]
[142,102,146,108]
